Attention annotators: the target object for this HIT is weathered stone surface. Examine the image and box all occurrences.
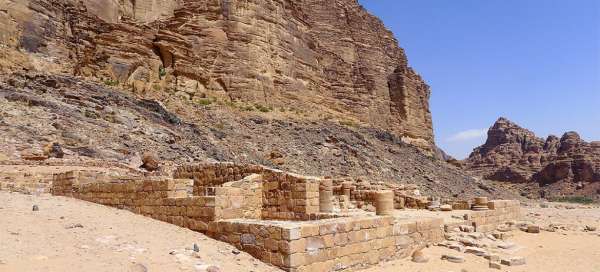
[141,153,160,171]
[466,118,600,197]
[411,249,429,263]
[0,0,434,152]
[441,254,465,263]
[501,256,526,266]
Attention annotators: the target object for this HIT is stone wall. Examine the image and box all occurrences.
[52,165,327,230]
[0,171,53,194]
[331,178,428,210]
[219,174,263,220]
[52,171,218,232]
[261,171,320,221]
[469,200,522,232]
[175,163,321,221]
[174,163,263,196]
[47,164,522,272]
[210,215,444,272]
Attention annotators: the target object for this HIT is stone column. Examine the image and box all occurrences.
[375,190,395,216]
[472,197,489,211]
[341,182,353,200]
[319,179,334,213]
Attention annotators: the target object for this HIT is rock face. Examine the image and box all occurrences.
[0,0,434,150]
[466,118,600,196]
[0,73,517,200]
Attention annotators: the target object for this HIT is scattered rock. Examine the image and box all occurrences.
[43,142,64,158]
[65,223,84,229]
[141,153,160,171]
[129,263,148,272]
[206,266,221,272]
[231,249,240,255]
[527,225,541,234]
[459,225,475,233]
[496,224,512,232]
[486,254,500,262]
[464,246,487,256]
[489,261,502,270]
[501,256,526,266]
[193,243,200,252]
[427,200,441,211]
[440,204,453,211]
[496,241,517,250]
[492,231,513,240]
[32,205,39,211]
[441,254,466,263]
[458,237,476,246]
[584,226,597,232]
[467,232,484,240]
[411,250,429,263]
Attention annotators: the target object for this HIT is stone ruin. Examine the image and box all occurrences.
[32,162,520,271]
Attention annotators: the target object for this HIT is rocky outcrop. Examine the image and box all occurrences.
[0,74,516,200]
[0,0,434,150]
[466,118,600,196]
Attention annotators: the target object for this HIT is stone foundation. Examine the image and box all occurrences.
[42,162,522,271]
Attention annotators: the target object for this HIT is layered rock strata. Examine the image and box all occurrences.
[0,0,434,150]
[466,118,600,189]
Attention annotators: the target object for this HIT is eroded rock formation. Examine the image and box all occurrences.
[466,118,600,193]
[0,0,434,150]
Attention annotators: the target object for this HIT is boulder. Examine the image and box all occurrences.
[141,153,160,171]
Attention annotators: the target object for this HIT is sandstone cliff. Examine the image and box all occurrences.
[0,0,433,150]
[466,118,600,197]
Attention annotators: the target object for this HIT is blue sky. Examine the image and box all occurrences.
[359,0,600,159]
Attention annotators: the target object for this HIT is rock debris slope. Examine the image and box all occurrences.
[0,74,514,200]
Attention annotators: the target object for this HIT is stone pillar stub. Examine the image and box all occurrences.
[375,190,394,216]
[341,182,353,200]
[319,179,333,213]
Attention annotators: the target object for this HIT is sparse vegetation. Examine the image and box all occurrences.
[552,196,595,205]
[158,66,167,78]
[215,121,225,130]
[103,79,119,86]
[339,119,358,128]
[197,98,213,106]
[254,104,272,113]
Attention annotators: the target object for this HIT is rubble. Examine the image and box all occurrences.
[441,254,465,263]
[411,250,429,263]
[501,256,526,266]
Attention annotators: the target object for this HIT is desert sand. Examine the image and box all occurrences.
[0,191,279,272]
[363,202,600,272]
[2,192,600,272]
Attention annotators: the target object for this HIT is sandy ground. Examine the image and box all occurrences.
[0,191,280,272]
[2,191,600,272]
[362,202,600,272]
[361,230,600,272]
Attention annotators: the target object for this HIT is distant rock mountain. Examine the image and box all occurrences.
[465,117,600,198]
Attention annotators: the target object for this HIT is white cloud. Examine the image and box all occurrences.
[446,129,487,143]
